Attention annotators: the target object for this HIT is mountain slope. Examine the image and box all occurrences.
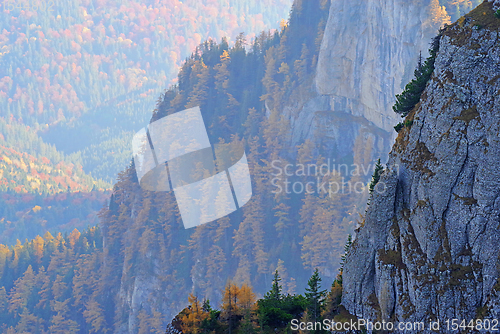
[343,1,500,328]
[0,190,109,245]
[0,0,293,183]
[0,145,106,194]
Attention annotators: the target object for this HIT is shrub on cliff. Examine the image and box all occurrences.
[394,119,414,133]
[369,159,384,194]
[393,33,442,117]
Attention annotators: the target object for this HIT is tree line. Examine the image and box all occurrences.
[168,235,353,334]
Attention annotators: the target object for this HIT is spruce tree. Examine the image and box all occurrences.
[256,269,307,330]
[339,234,353,277]
[265,270,282,301]
[369,159,384,194]
[304,269,326,324]
[393,32,442,117]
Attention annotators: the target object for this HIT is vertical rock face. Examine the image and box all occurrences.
[285,0,446,158]
[316,0,441,132]
[342,2,500,330]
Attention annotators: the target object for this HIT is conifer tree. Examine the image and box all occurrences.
[13,308,41,333]
[276,259,296,295]
[48,312,80,334]
[294,44,309,84]
[393,32,442,117]
[237,284,257,334]
[304,269,326,325]
[339,234,353,276]
[83,299,107,333]
[185,60,210,109]
[0,287,7,325]
[8,265,35,315]
[369,159,384,194]
[257,269,306,331]
[221,282,241,334]
[179,294,210,334]
[265,270,282,301]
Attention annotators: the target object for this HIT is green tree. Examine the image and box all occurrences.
[393,33,442,117]
[369,159,384,194]
[339,234,353,277]
[304,269,326,325]
[257,270,306,331]
[265,270,282,301]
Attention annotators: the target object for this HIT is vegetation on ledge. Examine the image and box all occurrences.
[167,237,355,334]
[393,31,442,119]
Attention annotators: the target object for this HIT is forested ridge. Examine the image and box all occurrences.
[166,267,351,333]
[0,145,107,194]
[96,0,372,330]
[0,0,294,287]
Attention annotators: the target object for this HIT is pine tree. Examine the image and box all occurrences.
[369,159,384,194]
[264,270,282,301]
[257,270,306,330]
[393,32,443,117]
[339,234,353,276]
[304,269,326,325]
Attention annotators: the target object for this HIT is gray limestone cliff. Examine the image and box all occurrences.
[282,0,448,160]
[342,2,500,331]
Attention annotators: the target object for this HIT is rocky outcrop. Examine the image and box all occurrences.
[342,2,500,331]
[283,0,448,159]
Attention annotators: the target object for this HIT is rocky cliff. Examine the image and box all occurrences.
[283,0,449,160]
[342,2,500,330]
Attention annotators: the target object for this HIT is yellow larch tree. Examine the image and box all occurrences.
[179,293,210,334]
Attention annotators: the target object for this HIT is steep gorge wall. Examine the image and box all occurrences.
[284,0,448,161]
[342,2,500,330]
